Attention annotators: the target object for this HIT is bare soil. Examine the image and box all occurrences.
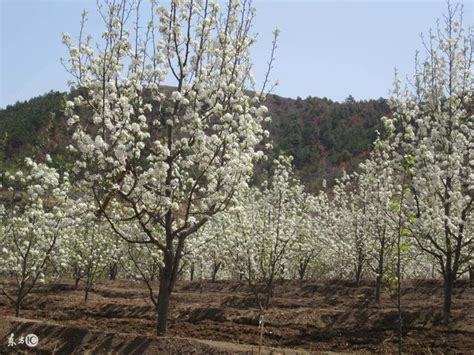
[0,279,473,354]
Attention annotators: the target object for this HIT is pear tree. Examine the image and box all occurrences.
[63,0,273,334]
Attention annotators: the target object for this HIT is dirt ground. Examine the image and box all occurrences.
[0,278,473,354]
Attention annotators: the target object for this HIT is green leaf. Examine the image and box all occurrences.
[389,202,400,212]
[401,227,412,237]
[400,241,410,252]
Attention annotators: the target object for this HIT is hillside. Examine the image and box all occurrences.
[0,91,390,191]
[265,94,389,190]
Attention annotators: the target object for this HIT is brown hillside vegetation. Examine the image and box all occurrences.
[1,279,473,354]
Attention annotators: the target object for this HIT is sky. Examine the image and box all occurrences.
[0,0,472,108]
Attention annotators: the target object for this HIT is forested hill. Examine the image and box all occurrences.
[265,94,390,190]
[0,91,390,191]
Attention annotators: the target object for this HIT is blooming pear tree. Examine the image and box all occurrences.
[63,0,273,334]
[323,201,354,280]
[383,3,473,321]
[186,212,232,282]
[219,194,258,284]
[223,156,307,309]
[354,140,398,301]
[0,158,70,317]
[329,172,372,285]
[63,204,118,301]
[287,189,329,281]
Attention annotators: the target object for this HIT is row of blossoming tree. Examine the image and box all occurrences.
[0,0,472,340]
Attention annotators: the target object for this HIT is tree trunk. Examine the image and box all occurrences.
[156,279,171,336]
[443,272,454,322]
[84,275,92,302]
[298,268,305,281]
[298,259,309,281]
[211,262,221,283]
[15,297,21,317]
[355,263,363,287]
[375,249,384,303]
[157,253,174,336]
[375,275,382,303]
[264,275,274,309]
[190,263,194,281]
[84,266,93,302]
[73,266,81,288]
[469,266,473,288]
[15,284,24,317]
[109,262,118,280]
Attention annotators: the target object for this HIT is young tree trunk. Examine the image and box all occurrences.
[84,275,92,302]
[190,263,195,281]
[264,275,274,309]
[15,302,20,317]
[375,275,382,303]
[469,266,474,288]
[211,262,221,283]
[15,294,21,317]
[157,266,172,336]
[396,244,402,355]
[375,249,384,303]
[298,258,309,281]
[14,283,25,317]
[109,262,118,280]
[298,267,305,281]
[84,263,94,302]
[73,266,82,288]
[156,238,184,336]
[355,232,365,287]
[443,271,454,322]
[355,262,363,287]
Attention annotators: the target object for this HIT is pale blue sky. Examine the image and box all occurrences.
[0,0,472,108]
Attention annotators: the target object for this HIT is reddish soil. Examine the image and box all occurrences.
[1,279,473,354]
